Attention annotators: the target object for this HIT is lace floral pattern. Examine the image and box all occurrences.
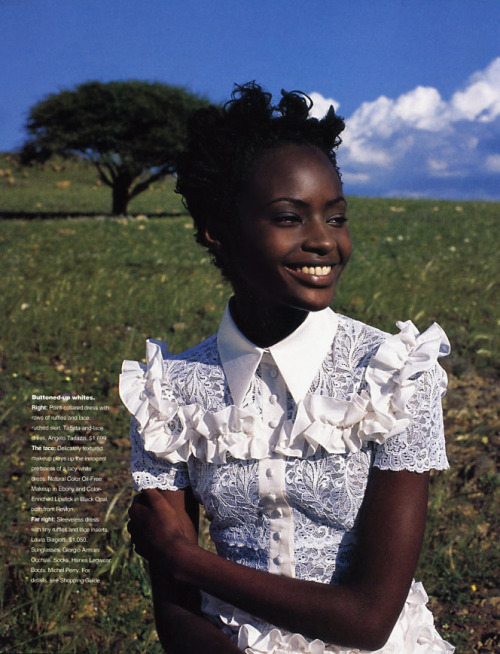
[374,364,448,471]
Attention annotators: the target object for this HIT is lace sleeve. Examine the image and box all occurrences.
[130,416,190,491]
[373,364,449,472]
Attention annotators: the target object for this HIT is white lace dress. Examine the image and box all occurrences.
[120,308,455,653]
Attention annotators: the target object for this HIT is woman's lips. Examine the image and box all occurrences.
[285,264,337,284]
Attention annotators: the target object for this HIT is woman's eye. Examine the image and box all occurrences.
[274,214,300,224]
[328,215,348,226]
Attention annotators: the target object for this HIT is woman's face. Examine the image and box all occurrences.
[220,143,352,314]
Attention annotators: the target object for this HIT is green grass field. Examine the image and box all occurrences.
[1,154,499,652]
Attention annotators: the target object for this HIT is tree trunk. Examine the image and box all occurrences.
[111,175,132,215]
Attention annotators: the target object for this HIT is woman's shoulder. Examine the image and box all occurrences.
[335,313,449,355]
[336,313,387,336]
[165,333,220,367]
[119,332,220,409]
[334,313,389,361]
[333,313,450,382]
[136,332,220,369]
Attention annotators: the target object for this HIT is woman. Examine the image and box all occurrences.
[120,83,454,653]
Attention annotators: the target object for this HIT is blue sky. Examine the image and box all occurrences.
[2,0,500,200]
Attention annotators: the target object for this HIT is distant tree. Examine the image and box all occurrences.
[20,80,208,214]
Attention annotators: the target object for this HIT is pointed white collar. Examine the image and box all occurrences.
[217,304,339,406]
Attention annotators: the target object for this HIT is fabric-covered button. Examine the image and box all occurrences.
[268,492,277,502]
[269,394,278,404]
[270,368,278,378]
[271,508,282,519]
[266,467,273,478]
[268,419,279,429]
[272,531,281,542]
[273,555,283,565]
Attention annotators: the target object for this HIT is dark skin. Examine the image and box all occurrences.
[128,145,432,652]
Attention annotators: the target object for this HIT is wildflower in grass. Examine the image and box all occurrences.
[455,206,464,212]
[449,246,457,252]
[137,224,146,230]
[12,372,18,377]
[64,376,71,381]
[20,303,30,310]
[397,235,404,241]
[471,584,477,592]
[389,206,405,213]
[432,206,439,212]
[385,236,393,242]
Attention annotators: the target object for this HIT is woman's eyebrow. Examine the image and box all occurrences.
[265,195,346,207]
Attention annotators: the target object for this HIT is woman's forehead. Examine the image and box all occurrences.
[246,144,342,196]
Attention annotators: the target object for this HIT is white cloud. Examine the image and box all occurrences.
[485,154,500,173]
[393,86,448,131]
[341,171,371,184]
[449,58,500,122]
[308,92,340,119]
[310,57,500,199]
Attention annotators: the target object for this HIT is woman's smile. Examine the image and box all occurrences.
[285,263,337,283]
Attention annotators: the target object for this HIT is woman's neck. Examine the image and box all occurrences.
[229,295,309,348]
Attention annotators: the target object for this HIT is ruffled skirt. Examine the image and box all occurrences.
[202,581,454,654]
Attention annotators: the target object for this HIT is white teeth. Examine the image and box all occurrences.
[297,266,332,276]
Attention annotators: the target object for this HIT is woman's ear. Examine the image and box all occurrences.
[204,220,222,253]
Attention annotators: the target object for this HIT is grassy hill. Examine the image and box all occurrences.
[0,153,184,216]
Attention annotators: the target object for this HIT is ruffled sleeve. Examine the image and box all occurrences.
[120,339,190,491]
[372,321,450,472]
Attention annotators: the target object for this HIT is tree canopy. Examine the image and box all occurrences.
[21,80,208,214]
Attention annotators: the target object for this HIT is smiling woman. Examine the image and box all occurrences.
[121,83,455,653]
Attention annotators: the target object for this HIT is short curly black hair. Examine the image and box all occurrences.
[175,82,345,277]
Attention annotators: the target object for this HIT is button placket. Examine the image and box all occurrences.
[258,353,294,577]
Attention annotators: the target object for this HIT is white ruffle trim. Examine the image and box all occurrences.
[201,581,454,653]
[119,322,450,464]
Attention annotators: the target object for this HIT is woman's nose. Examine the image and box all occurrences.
[302,220,336,254]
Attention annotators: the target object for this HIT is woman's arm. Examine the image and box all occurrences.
[129,467,430,651]
[130,487,242,654]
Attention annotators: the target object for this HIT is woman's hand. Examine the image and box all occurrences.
[128,488,198,565]
[128,489,243,653]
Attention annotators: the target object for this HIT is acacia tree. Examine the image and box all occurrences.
[21,80,208,214]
